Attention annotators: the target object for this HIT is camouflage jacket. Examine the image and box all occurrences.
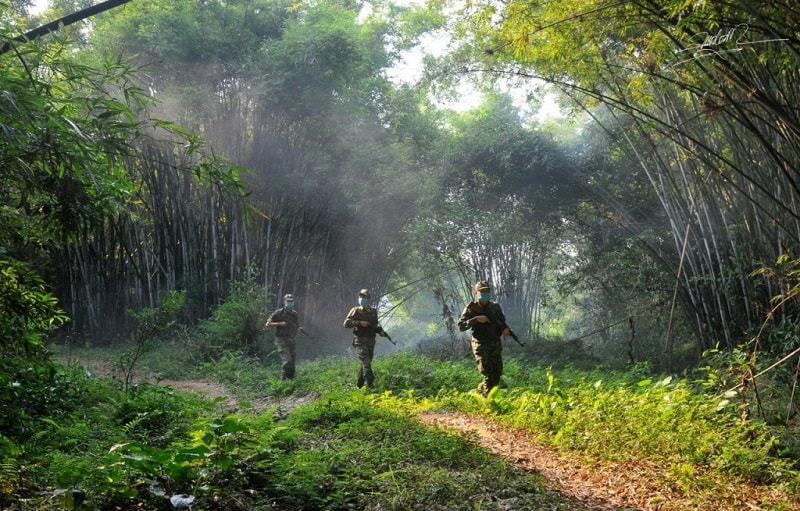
[457,300,507,343]
[343,306,385,339]
[269,307,300,338]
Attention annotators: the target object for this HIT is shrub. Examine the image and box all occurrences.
[195,277,271,360]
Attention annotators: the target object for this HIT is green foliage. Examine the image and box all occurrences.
[1,46,145,252]
[377,362,799,502]
[3,3,248,344]
[0,257,69,359]
[0,364,207,509]
[204,350,280,398]
[0,359,89,443]
[4,346,800,510]
[375,351,476,396]
[101,412,291,506]
[115,290,186,392]
[272,392,550,511]
[695,344,753,393]
[110,384,198,448]
[752,251,800,356]
[91,0,288,82]
[195,277,271,360]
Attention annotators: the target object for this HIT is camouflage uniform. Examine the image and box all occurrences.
[268,305,301,380]
[458,281,508,395]
[343,289,387,388]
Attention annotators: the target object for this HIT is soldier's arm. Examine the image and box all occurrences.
[493,305,506,325]
[265,311,285,328]
[343,308,360,328]
[457,304,477,331]
[494,305,512,336]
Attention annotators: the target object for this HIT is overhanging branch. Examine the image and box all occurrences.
[1,0,132,55]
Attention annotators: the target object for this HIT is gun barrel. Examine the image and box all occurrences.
[508,330,525,347]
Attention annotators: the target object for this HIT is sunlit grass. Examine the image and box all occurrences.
[32,344,800,510]
[363,353,800,508]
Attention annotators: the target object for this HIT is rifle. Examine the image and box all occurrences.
[268,316,312,338]
[381,331,396,345]
[286,320,312,338]
[466,303,525,347]
[506,328,525,347]
[350,308,396,345]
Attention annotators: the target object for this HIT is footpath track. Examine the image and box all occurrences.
[419,411,797,511]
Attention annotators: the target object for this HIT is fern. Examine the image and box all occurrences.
[121,413,150,437]
[22,427,53,458]
[0,455,20,499]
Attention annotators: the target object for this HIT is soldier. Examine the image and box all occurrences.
[265,293,304,380]
[457,280,511,395]
[343,288,390,389]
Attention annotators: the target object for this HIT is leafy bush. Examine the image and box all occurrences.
[0,257,70,360]
[0,360,93,441]
[115,290,186,391]
[194,277,271,360]
[0,363,208,509]
[98,412,292,508]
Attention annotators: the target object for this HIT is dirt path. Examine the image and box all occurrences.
[420,412,639,511]
[419,412,798,511]
[63,357,280,413]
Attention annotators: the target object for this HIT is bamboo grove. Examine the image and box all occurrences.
[439,0,800,362]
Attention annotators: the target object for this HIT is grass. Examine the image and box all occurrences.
[7,343,799,510]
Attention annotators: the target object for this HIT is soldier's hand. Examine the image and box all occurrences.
[299,327,305,332]
[502,327,511,336]
[475,315,490,324]
[360,320,369,327]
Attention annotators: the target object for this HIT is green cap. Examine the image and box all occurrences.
[474,280,491,291]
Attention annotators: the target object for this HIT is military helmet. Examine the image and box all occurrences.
[474,280,491,292]
[358,288,371,299]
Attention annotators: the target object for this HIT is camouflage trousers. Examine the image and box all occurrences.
[274,336,296,380]
[471,337,503,395]
[353,336,376,388]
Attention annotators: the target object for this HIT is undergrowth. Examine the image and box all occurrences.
[8,343,800,510]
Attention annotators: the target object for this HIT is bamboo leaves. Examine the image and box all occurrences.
[437,0,800,354]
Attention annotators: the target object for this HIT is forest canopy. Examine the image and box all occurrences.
[2,0,800,380]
